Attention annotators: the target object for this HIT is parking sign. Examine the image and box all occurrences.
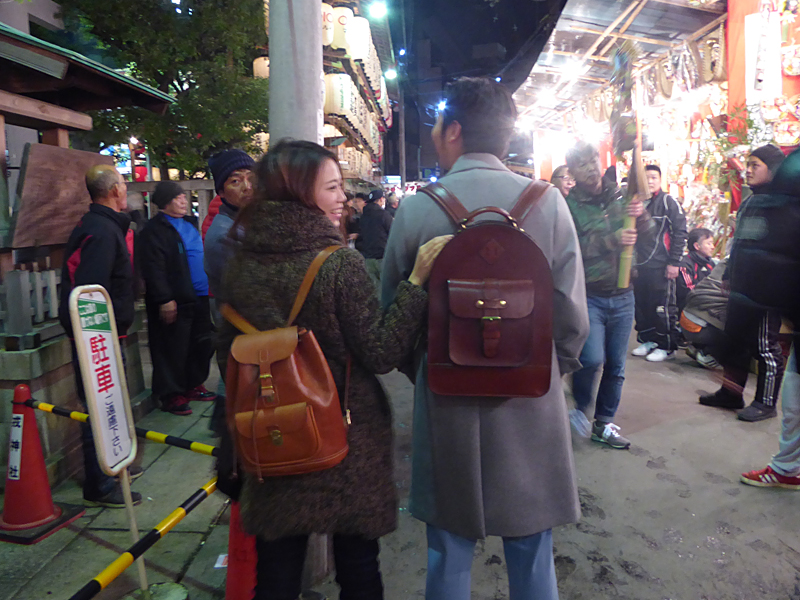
[69,286,137,475]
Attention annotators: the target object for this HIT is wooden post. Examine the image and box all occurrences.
[0,114,9,242]
[41,128,70,148]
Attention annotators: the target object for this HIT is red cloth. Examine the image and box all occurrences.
[202,195,223,240]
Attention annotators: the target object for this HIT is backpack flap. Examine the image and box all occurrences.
[447,279,535,367]
[230,327,299,400]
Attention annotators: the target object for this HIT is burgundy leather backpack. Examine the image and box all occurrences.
[421,181,554,398]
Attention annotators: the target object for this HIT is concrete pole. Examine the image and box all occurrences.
[269,0,324,144]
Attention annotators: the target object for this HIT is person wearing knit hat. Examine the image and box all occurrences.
[203,149,255,434]
[746,144,786,196]
[139,180,215,416]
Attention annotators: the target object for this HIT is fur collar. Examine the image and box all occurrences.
[240,200,343,255]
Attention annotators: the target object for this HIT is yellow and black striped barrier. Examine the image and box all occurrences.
[26,399,219,458]
[68,477,217,600]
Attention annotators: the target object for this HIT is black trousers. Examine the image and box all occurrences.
[634,267,680,351]
[255,534,384,600]
[147,295,213,402]
[720,301,785,408]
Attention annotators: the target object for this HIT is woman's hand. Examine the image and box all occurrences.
[160,300,178,324]
[408,235,453,286]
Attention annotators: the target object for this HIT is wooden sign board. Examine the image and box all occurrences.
[9,143,115,249]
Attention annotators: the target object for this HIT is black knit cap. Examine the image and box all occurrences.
[151,181,184,209]
[367,189,384,203]
[208,149,255,193]
[750,144,786,174]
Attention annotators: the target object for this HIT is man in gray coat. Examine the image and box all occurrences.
[382,77,589,600]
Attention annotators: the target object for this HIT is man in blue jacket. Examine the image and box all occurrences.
[59,165,142,508]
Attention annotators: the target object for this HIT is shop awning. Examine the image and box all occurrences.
[0,21,174,124]
[515,0,727,130]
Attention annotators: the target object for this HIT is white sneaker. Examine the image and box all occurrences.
[695,350,720,369]
[632,342,658,357]
[646,348,675,362]
[569,409,591,438]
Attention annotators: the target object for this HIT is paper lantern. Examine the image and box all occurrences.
[349,16,371,62]
[253,57,270,79]
[332,6,353,52]
[322,4,335,46]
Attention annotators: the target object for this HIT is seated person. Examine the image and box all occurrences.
[677,227,716,313]
[680,259,727,369]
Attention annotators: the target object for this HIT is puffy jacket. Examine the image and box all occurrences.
[683,259,728,331]
[357,202,393,259]
[728,147,800,322]
[677,250,715,312]
[58,204,134,338]
[137,213,198,307]
[636,189,687,270]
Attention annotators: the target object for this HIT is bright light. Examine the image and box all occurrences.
[399,48,406,56]
[430,176,438,183]
[527,158,534,165]
[129,136,139,145]
[369,2,387,18]
[437,100,447,111]
[538,89,558,107]
[562,60,587,82]
[495,76,502,82]
[385,69,398,80]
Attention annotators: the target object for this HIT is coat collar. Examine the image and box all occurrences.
[444,153,511,178]
[89,202,131,234]
[240,200,342,255]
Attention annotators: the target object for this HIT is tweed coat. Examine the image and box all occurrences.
[381,153,590,540]
[220,200,428,541]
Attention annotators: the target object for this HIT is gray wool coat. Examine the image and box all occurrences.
[381,153,590,540]
[220,200,428,542]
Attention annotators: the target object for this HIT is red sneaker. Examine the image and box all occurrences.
[186,385,216,401]
[161,396,193,416]
[740,466,800,490]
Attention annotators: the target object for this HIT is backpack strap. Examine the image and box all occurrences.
[419,182,470,227]
[509,180,552,224]
[287,245,342,326]
[221,304,259,334]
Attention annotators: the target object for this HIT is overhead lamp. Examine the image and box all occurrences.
[369,2,387,18]
[430,176,438,183]
[129,136,139,145]
[562,60,587,82]
[385,69,398,80]
[437,100,447,111]
[495,76,502,82]
[399,48,406,56]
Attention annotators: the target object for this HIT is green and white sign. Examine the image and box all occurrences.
[70,287,136,475]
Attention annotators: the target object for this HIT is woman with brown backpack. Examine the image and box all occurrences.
[219,139,449,600]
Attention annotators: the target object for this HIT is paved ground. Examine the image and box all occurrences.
[2,336,800,600]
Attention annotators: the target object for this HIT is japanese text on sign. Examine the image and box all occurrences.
[7,414,23,481]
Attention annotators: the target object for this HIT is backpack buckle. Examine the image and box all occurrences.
[269,429,283,446]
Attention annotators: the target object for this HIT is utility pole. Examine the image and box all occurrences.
[399,85,406,191]
[269,0,323,143]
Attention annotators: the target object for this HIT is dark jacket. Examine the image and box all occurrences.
[683,258,728,331]
[137,213,198,307]
[59,203,134,338]
[728,147,800,322]
[357,202,393,259]
[636,189,687,270]
[566,179,657,297]
[220,201,427,541]
[677,250,715,312]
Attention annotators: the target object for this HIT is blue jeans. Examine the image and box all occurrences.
[572,291,635,423]
[426,525,558,600]
[772,346,800,477]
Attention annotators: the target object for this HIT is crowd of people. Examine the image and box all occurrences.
[56,76,800,599]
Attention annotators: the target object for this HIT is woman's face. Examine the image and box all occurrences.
[315,159,347,227]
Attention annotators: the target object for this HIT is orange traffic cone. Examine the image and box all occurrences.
[226,500,256,600]
[0,384,85,544]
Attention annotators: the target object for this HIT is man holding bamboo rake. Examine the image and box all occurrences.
[565,141,657,449]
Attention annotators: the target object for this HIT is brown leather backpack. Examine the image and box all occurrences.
[422,181,554,398]
[221,246,349,480]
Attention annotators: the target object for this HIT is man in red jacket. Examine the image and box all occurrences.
[58,165,142,508]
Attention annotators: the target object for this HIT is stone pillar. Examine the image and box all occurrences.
[269,0,324,144]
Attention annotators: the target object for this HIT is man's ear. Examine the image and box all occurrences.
[445,120,462,144]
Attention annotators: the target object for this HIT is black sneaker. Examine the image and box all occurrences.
[737,402,777,422]
[84,486,142,508]
[591,421,631,449]
[699,388,745,410]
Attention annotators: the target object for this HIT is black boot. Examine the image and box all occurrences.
[699,387,745,409]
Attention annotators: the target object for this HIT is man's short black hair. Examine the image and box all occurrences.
[355,192,368,200]
[687,227,713,251]
[645,164,662,176]
[440,77,517,158]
